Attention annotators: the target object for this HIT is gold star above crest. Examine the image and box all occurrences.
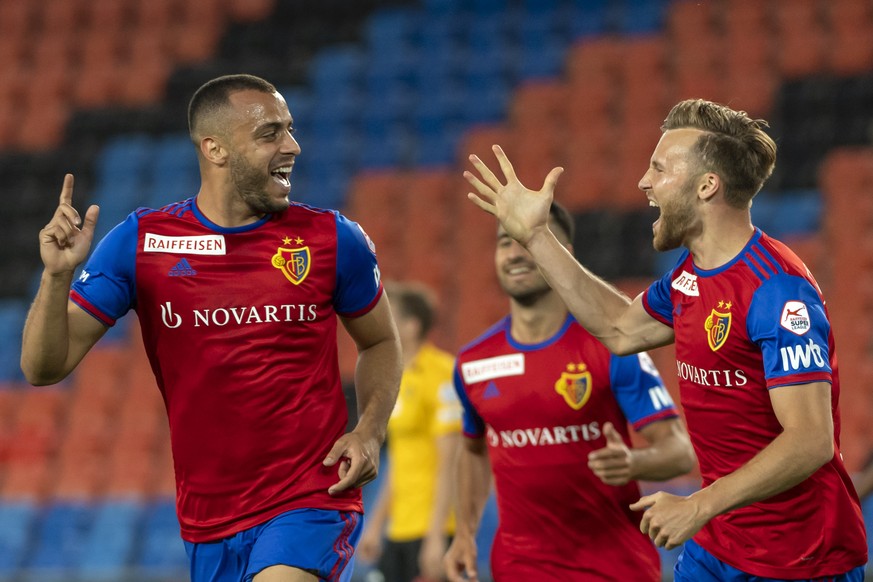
[725,301,733,309]
[282,236,292,245]
[294,236,304,245]
[717,300,725,309]
[567,363,576,372]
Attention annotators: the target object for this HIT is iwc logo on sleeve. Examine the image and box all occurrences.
[780,301,810,336]
[555,363,592,410]
[704,300,732,351]
[272,236,311,285]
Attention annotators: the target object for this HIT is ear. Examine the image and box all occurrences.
[201,136,228,166]
[698,172,720,202]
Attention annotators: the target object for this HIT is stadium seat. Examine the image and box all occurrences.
[135,498,188,578]
[0,502,37,574]
[76,500,142,580]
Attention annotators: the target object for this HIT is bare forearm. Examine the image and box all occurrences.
[525,230,641,354]
[455,444,491,540]
[21,271,76,384]
[631,424,696,482]
[692,428,832,519]
[427,435,460,539]
[353,338,402,443]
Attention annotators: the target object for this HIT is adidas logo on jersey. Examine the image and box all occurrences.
[483,381,501,399]
[169,258,197,277]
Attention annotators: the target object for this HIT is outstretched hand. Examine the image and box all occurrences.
[40,174,100,275]
[323,430,380,495]
[463,145,563,246]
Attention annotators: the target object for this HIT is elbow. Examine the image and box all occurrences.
[809,437,835,471]
[678,446,698,475]
[20,360,65,387]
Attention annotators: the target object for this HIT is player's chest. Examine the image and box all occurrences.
[462,348,613,426]
[671,276,754,361]
[134,225,337,303]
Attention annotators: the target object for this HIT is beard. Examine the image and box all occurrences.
[229,152,289,214]
[499,272,553,306]
[653,179,701,252]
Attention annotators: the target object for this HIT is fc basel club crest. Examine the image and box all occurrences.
[554,363,592,410]
[272,239,310,285]
[704,300,732,351]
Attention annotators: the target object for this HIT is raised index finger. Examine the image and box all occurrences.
[59,174,75,206]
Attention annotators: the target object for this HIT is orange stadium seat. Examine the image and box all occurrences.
[82,0,132,31]
[226,0,275,23]
[36,0,85,34]
[0,2,33,37]
[773,0,827,78]
[826,19,873,76]
[172,24,223,64]
[131,0,176,32]
[1,459,52,501]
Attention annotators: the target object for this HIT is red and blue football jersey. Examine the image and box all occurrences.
[71,198,383,542]
[643,228,867,578]
[454,314,677,581]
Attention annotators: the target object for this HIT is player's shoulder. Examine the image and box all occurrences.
[754,231,810,277]
[134,197,197,221]
[456,317,510,361]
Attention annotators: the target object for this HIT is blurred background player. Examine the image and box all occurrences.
[445,201,696,582]
[464,100,868,581]
[358,281,462,582]
[20,74,402,582]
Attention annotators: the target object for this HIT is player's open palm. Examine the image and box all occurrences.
[40,174,99,275]
[464,145,563,246]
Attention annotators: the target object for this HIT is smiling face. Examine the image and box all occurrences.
[638,128,706,251]
[225,89,300,214]
[495,216,571,305]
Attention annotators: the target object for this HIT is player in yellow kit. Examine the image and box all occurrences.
[359,282,462,582]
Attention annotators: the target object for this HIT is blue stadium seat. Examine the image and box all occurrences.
[26,502,95,576]
[309,46,366,97]
[0,502,37,575]
[76,500,143,581]
[135,498,188,579]
[95,134,155,186]
[364,8,419,53]
[0,300,27,381]
[569,0,610,38]
[618,0,667,34]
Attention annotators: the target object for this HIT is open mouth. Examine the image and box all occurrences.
[271,165,293,189]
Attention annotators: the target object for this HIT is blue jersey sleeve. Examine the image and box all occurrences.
[609,351,678,430]
[453,367,485,438]
[333,213,383,316]
[643,250,689,327]
[69,212,139,325]
[747,274,832,387]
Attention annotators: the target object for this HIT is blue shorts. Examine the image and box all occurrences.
[184,508,363,582]
[675,539,866,582]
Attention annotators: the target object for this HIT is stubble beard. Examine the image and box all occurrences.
[229,153,289,215]
[653,181,699,252]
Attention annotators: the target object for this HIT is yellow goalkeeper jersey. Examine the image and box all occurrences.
[385,343,462,541]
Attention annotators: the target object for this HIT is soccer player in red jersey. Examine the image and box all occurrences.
[21,74,402,582]
[463,99,867,581]
[444,202,696,582]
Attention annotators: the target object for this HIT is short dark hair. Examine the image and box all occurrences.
[188,74,277,143]
[549,201,575,243]
[386,281,437,340]
[662,99,777,208]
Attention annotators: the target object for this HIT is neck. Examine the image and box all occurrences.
[508,291,568,344]
[687,206,755,270]
[196,176,265,228]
